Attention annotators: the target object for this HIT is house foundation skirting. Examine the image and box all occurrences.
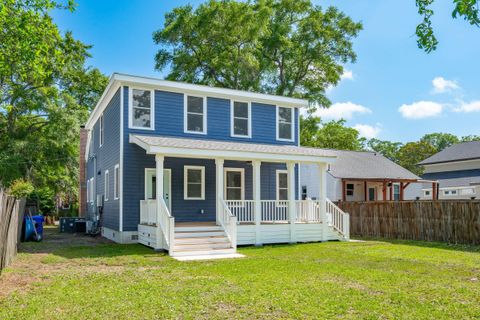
[102,227,138,244]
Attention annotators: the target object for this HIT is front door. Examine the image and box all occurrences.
[145,169,171,211]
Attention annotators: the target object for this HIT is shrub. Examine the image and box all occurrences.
[9,179,34,198]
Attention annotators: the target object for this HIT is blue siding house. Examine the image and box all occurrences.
[84,73,349,258]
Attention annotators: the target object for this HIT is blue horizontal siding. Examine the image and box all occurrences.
[86,88,121,230]
[423,169,480,181]
[125,88,299,146]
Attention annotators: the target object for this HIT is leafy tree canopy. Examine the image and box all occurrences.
[397,141,437,176]
[154,0,362,107]
[416,0,480,52]
[367,139,403,162]
[300,116,366,151]
[0,0,107,211]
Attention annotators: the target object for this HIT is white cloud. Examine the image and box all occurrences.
[398,101,443,119]
[314,102,371,120]
[341,69,354,81]
[432,77,459,94]
[353,124,381,139]
[454,100,480,113]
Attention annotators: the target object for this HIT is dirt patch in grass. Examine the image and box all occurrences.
[0,227,123,298]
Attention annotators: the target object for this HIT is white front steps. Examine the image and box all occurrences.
[172,223,236,258]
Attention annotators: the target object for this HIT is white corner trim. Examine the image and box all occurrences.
[184,165,205,200]
[184,94,207,135]
[230,100,252,138]
[119,86,124,231]
[276,106,295,142]
[128,87,155,131]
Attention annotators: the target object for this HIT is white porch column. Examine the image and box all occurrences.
[318,162,329,238]
[215,158,224,225]
[155,154,164,249]
[252,160,262,245]
[287,162,296,243]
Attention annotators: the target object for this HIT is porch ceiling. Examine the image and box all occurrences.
[130,134,336,164]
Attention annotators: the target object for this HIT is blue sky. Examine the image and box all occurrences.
[53,0,480,143]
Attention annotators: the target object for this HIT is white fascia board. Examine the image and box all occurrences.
[85,77,121,130]
[114,73,308,108]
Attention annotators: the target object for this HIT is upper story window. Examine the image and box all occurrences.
[184,95,206,134]
[277,106,294,141]
[129,88,154,130]
[231,101,251,138]
[99,114,104,147]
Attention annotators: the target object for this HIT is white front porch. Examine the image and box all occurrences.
[130,134,349,257]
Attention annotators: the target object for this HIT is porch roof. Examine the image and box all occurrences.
[130,134,336,163]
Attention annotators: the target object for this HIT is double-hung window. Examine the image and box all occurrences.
[114,164,119,200]
[277,106,294,141]
[130,88,154,129]
[184,166,205,200]
[231,101,251,137]
[346,184,354,196]
[224,168,244,200]
[276,170,288,201]
[185,95,206,134]
[99,114,104,147]
[104,170,109,201]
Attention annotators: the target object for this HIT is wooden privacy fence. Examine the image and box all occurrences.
[337,201,480,245]
[0,190,26,274]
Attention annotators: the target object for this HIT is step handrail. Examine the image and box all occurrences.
[326,198,350,240]
[219,198,237,249]
[157,197,175,252]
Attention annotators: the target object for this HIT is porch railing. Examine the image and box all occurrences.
[326,199,349,240]
[140,200,157,225]
[225,200,323,224]
[224,200,255,223]
[140,199,175,251]
[295,200,322,223]
[261,200,289,223]
[219,199,237,249]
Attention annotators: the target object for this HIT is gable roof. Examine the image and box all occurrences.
[327,150,420,180]
[418,141,480,165]
[85,73,309,130]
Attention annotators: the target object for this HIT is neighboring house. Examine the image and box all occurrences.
[83,73,349,258]
[300,150,422,202]
[417,141,480,200]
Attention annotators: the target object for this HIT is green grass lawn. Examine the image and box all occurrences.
[1,229,479,319]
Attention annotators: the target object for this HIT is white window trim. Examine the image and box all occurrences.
[276,106,294,142]
[346,183,355,197]
[99,114,104,147]
[230,100,251,138]
[224,168,245,200]
[114,164,120,200]
[104,170,109,201]
[276,169,289,202]
[128,87,155,130]
[184,165,205,200]
[184,95,207,135]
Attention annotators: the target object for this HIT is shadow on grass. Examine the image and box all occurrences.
[19,226,163,260]
[353,237,480,253]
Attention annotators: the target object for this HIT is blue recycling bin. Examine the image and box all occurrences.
[23,215,44,242]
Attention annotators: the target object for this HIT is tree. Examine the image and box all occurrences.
[420,132,459,152]
[460,134,480,142]
[397,141,437,176]
[0,0,108,212]
[367,139,403,162]
[300,116,366,151]
[416,0,480,52]
[154,0,362,107]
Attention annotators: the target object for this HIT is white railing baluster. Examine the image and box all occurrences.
[325,198,349,240]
